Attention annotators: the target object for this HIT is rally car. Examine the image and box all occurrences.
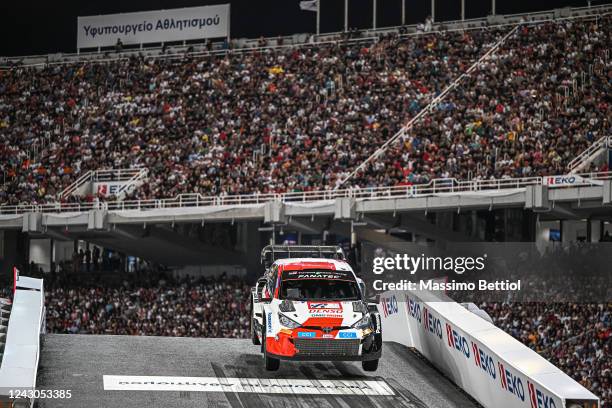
[250,245,382,371]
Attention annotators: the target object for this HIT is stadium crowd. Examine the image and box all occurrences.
[483,302,611,407]
[1,15,609,205]
[475,244,611,407]
[45,274,251,338]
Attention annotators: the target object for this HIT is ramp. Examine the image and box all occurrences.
[37,334,479,408]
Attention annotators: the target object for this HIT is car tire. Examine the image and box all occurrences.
[251,316,260,345]
[250,301,260,345]
[265,353,280,371]
[262,320,280,371]
[362,359,379,372]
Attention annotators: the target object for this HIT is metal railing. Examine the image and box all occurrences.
[567,136,612,173]
[58,170,92,199]
[59,168,147,198]
[114,168,149,197]
[91,168,147,183]
[1,171,610,216]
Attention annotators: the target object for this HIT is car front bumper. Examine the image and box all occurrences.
[266,332,382,361]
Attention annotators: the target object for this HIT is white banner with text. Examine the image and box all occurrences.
[77,4,230,49]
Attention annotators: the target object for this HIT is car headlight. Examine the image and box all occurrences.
[278,313,301,329]
[351,314,372,330]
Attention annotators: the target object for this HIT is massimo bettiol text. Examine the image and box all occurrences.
[370,254,521,292]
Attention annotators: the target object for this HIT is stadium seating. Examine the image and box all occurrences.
[1,15,609,205]
[45,275,251,338]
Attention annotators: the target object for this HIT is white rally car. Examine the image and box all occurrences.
[250,245,382,371]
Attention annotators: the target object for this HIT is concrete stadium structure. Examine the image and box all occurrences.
[1,172,611,276]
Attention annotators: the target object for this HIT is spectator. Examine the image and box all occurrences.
[85,247,91,272]
[92,246,100,271]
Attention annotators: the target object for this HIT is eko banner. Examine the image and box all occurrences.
[77,4,230,49]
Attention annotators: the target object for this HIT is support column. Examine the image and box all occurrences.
[50,238,54,274]
[344,0,348,32]
[316,0,321,35]
[431,0,435,22]
[372,0,377,29]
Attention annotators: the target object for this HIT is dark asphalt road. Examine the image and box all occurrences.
[37,334,479,408]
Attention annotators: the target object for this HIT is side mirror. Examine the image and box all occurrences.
[255,278,270,302]
[358,282,367,298]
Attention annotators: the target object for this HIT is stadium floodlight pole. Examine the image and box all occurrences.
[373,0,377,29]
[461,0,465,21]
[492,0,496,15]
[335,24,520,189]
[344,0,348,32]
[227,3,231,42]
[402,0,406,25]
[317,0,321,35]
[431,0,435,22]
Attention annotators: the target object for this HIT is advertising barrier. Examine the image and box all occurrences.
[379,289,600,408]
[93,181,132,197]
[77,4,230,49]
[0,275,45,405]
[543,174,603,187]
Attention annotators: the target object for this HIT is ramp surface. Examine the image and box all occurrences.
[37,334,479,408]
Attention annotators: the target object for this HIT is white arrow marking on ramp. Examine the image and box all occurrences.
[103,375,395,396]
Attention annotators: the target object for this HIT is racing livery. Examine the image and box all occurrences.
[251,246,382,371]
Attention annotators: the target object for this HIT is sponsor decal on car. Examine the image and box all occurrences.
[297,331,316,338]
[283,270,354,281]
[267,312,273,334]
[339,332,357,339]
[307,302,343,317]
[308,302,342,310]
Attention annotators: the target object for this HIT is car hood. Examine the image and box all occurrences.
[280,300,365,327]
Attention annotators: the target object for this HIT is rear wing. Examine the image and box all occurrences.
[261,245,345,268]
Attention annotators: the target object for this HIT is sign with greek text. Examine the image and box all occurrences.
[77,4,230,49]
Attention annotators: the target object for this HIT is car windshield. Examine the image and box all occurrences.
[280,270,360,301]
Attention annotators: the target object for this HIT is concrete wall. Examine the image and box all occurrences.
[29,239,52,272]
[55,240,75,263]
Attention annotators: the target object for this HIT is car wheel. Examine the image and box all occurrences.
[251,316,260,345]
[362,359,379,372]
[262,320,279,371]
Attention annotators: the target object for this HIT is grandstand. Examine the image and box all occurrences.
[0,2,610,408]
[0,8,610,207]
